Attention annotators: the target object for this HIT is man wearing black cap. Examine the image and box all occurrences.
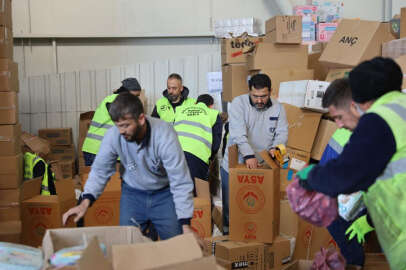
[82,77,142,166]
[296,57,406,269]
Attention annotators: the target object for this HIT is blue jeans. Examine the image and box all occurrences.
[119,182,182,240]
[220,167,229,235]
[327,210,367,266]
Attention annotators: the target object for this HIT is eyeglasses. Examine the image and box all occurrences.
[250,94,269,100]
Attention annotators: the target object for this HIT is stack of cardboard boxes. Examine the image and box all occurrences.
[0,0,23,244]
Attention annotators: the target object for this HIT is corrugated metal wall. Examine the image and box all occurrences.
[18,53,221,146]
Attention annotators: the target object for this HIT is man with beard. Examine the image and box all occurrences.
[220,73,288,234]
[62,93,194,240]
[151,73,196,123]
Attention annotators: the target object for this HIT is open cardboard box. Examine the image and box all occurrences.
[228,145,280,243]
[21,177,77,247]
[192,178,212,238]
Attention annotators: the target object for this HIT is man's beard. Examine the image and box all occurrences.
[168,94,180,102]
[123,124,143,142]
[253,102,267,111]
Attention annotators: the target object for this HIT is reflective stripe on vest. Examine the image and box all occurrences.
[327,128,352,154]
[82,94,118,154]
[156,97,196,123]
[174,102,218,164]
[362,91,406,269]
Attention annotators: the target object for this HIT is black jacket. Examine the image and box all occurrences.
[151,87,192,118]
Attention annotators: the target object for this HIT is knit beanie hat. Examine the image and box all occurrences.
[349,57,403,103]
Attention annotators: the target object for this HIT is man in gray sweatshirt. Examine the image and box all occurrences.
[221,73,288,234]
[62,93,194,240]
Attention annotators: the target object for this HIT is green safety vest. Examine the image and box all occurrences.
[362,91,406,270]
[327,128,352,154]
[24,152,51,196]
[82,94,118,154]
[174,102,219,164]
[156,97,196,123]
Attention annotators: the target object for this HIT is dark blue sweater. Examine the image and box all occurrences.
[305,113,396,197]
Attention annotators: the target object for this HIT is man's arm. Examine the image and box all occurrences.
[159,124,194,225]
[151,105,160,118]
[229,98,255,160]
[272,104,289,147]
[211,114,223,159]
[304,113,396,197]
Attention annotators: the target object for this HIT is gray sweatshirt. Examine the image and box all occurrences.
[221,94,288,172]
[83,116,194,220]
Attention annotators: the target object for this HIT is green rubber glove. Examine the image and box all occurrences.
[296,164,315,181]
[345,215,374,244]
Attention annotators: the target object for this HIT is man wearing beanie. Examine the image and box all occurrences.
[82,77,142,166]
[296,57,406,269]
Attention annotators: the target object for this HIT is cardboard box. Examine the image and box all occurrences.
[283,104,322,152]
[212,205,223,233]
[39,128,73,146]
[324,68,351,82]
[293,219,338,260]
[0,221,22,244]
[0,154,23,189]
[311,119,338,160]
[252,69,314,98]
[382,37,406,59]
[363,253,390,270]
[222,64,248,102]
[53,159,76,180]
[265,16,302,44]
[0,27,12,60]
[113,234,204,270]
[0,59,18,91]
[308,52,329,81]
[21,177,76,247]
[0,188,21,221]
[192,178,212,238]
[279,80,330,112]
[47,144,76,161]
[81,169,121,226]
[216,241,264,270]
[221,36,263,65]
[42,226,151,268]
[280,200,299,238]
[0,0,12,29]
[78,111,95,154]
[229,146,280,243]
[319,19,395,68]
[316,23,338,42]
[247,43,308,71]
[0,124,21,156]
[204,235,229,256]
[0,92,17,124]
[21,132,51,156]
[264,236,292,270]
[280,148,311,193]
[282,260,313,270]
[401,8,406,38]
[395,55,406,90]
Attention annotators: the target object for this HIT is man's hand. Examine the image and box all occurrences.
[62,199,91,225]
[245,158,259,169]
[269,148,276,158]
[182,225,205,250]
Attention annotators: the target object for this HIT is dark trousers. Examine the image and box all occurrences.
[184,152,209,182]
[83,152,96,166]
[327,210,367,266]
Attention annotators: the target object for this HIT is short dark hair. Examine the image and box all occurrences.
[248,74,271,91]
[197,94,214,107]
[109,92,144,122]
[168,73,183,83]
[322,78,352,109]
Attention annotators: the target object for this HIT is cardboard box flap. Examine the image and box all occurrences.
[21,177,42,201]
[112,233,203,270]
[259,150,279,169]
[21,132,51,156]
[78,237,113,270]
[195,178,210,200]
[151,256,219,270]
[55,178,76,202]
[228,145,238,169]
